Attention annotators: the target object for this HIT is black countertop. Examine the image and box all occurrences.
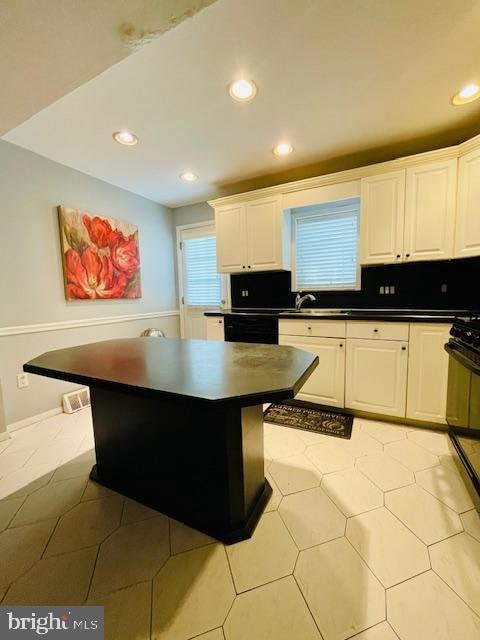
[24,337,318,406]
[205,308,473,323]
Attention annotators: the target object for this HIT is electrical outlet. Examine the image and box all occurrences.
[17,373,29,389]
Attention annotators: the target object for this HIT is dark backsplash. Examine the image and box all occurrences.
[231,257,480,310]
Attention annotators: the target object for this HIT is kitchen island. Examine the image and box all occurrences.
[24,337,318,543]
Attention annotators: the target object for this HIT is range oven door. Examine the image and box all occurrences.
[445,342,480,503]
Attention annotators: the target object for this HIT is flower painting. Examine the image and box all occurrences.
[58,206,141,300]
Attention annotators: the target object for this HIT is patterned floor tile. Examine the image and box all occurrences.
[429,533,480,616]
[152,545,235,640]
[10,476,87,527]
[3,546,98,605]
[224,576,320,640]
[384,439,439,472]
[269,453,322,495]
[295,537,385,640]
[89,581,152,640]
[407,429,452,456]
[170,518,215,555]
[90,515,170,598]
[461,510,480,542]
[346,507,429,587]
[385,484,463,544]
[0,519,57,588]
[279,487,345,549]
[356,452,414,491]
[226,511,297,592]
[45,496,123,557]
[415,466,474,513]
[305,442,355,474]
[321,468,383,517]
[388,570,480,640]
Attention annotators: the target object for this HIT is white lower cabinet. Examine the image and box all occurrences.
[406,324,450,424]
[279,335,345,408]
[345,338,408,418]
[205,316,224,341]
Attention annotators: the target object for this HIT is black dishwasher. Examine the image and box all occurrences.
[224,314,278,344]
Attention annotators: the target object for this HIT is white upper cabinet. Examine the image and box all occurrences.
[360,170,405,265]
[215,196,289,273]
[404,159,457,262]
[245,197,284,271]
[455,147,480,258]
[215,204,246,272]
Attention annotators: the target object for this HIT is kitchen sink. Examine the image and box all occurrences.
[280,309,348,315]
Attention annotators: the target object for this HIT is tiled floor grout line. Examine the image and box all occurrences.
[427,566,480,620]
[149,578,154,640]
[290,571,325,638]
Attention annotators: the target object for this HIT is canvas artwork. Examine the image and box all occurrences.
[58,206,142,300]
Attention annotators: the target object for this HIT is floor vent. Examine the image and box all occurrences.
[63,387,90,414]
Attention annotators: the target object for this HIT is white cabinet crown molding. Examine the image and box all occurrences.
[208,133,480,209]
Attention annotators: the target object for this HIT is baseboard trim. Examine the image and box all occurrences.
[7,406,63,433]
[0,310,180,338]
[0,431,10,442]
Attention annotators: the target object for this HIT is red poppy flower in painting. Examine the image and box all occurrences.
[65,248,128,299]
[58,206,142,300]
[82,215,115,249]
[110,234,140,276]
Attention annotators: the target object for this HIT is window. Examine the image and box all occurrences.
[183,234,222,305]
[292,197,360,291]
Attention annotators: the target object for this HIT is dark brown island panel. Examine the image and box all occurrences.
[24,338,318,543]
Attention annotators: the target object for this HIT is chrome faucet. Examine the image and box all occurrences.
[295,292,317,310]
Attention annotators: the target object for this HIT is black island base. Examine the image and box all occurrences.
[24,338,318,543]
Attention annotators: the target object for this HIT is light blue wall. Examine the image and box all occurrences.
[0,140,179,425]
[172,201,214,227]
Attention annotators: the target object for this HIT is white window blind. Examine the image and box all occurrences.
[183,235,222,306]
[293,197,360,291]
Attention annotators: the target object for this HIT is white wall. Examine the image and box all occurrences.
[0,140,179,427]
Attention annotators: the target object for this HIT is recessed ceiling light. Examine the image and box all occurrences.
[273,142,294,156]
[452,83,480,105]
[180,171,199,183]
[228,79,257,102]
[113,130,138,145]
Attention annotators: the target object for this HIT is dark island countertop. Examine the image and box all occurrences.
[205,308,474,323]
[24,337,318,407]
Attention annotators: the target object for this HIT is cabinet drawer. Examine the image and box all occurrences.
[279,319,346,338]
[346,321,409,341]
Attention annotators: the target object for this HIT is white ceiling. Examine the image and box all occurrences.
[0,0,217,135]
[3,0,480,208]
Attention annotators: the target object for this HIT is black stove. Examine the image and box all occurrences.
[445,318,480,506]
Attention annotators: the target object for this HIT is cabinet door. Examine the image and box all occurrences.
[215,205,247,272]
[404,160,456,262]
[455,148,480,258]
[406,324,450,423]
[360,171,405,265]
[346,338,408,417]
[245,197,283,271]
[279,335,345,408]
[205,317,224,341]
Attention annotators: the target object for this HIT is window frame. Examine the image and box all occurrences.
[291,197,361,292]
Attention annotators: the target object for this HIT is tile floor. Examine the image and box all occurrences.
[0,409,479,639]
